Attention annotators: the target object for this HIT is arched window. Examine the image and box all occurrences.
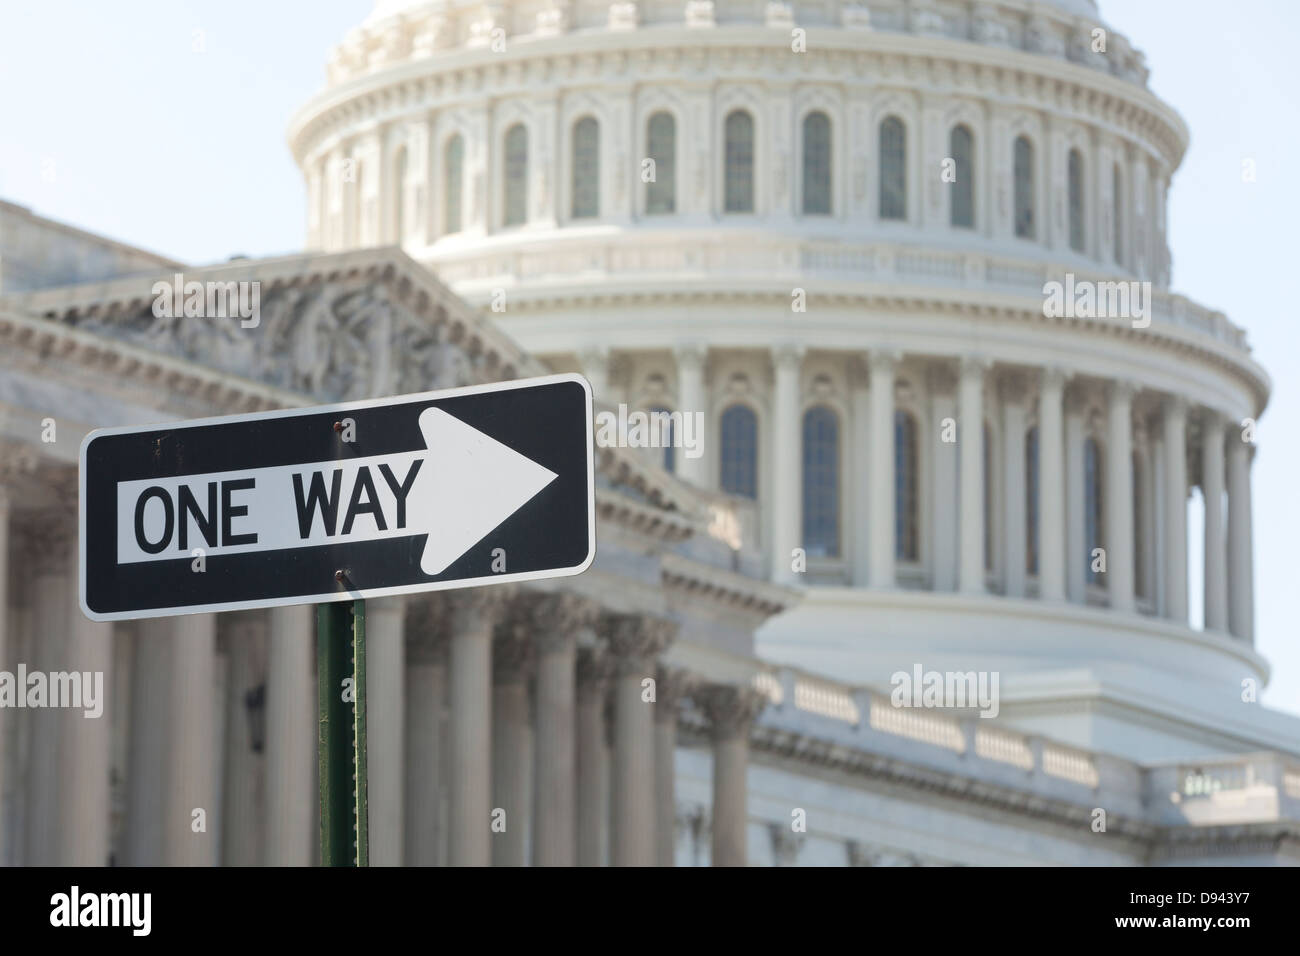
[1132,451,1144,599]
[1068,148,1085,252]
[802,111,832,216]
[444,135,464,235]
[879,116,907,221]
[1014,135,1035,239]
[646,111,676,214]
[983,422,994,571]
[724,109,755,213]
[1026,427,1039,575]
[950,124,974,228]
[1084,438,1104,584]
[649,406,675,474]
[503,123,528,227]
[802,407,840,558]
[894,411,919,561]
[1112,163,1123,264]
[720,404,758,499]
[572,116,600,219]
[393,146,407,242]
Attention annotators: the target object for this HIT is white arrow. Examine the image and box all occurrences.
[115,407,559,576]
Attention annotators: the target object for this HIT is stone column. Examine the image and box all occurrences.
[1162,397,1189,623]
[265,604,313,866]
[532,593,596,867]
[1038,368,1067,601]
[607,614,674,866]
[365,596,406,866]
[1001,373,1028,598]
[579,346,610,401]
[699,684,765,867]
[58,525,113,866]
[1106,383,1136,612]
[771,344,805,584]
[24,514,70,866]
[491,613,532,867]
[163,612,217,866]
[867,350,897,588]
[850,359,872,588]
[0,485,10,864]
[221,612,266,866]
[674,344,708,486]
[958,356,988,593]
[575,645,612,866]
[124,617,169,865]
[1065,390,1087,603]
[1227,429,1255,643]
[654,668,692,867]
[445,589,510,866]
[928,365,959,591]
[1201,412,1229,633]
[404,600,448,867]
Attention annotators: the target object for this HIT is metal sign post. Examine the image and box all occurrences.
[318,598,368,866]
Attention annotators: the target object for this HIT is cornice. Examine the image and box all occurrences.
[660,550,799,620]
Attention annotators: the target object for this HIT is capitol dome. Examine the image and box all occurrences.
[289,0,1278,761]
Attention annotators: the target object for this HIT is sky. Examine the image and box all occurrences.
[0,1,1296,714]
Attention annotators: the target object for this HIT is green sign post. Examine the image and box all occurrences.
[317,599,369,867]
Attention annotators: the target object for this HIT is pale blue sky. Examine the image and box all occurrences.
[1,1,1296,714]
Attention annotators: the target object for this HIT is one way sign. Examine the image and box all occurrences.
[79,374,595,621]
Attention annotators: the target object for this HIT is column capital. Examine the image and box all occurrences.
[1108,380,1138,405]
[959,354,991,377]
[24,512,73,576]
[696,683,766,739]
[998,370,1030,405]
[926,360,958,395]
[1040,364,1069,392]
[868,348,902,374]
[654,666,696,721]
[426,586,516,637]
[578,344,610,368]
[405,597,450,664]
[771,343,806,369]
[492,618,534,684]
[576,644,614,690]
[603,613,677,674]
[1163,394,1189,419]
[519,589,601,654]
[673,342,708,370]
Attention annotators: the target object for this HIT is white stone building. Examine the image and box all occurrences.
[0,0,1296,866]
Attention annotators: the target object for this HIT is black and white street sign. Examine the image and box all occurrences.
[79,374,595,621]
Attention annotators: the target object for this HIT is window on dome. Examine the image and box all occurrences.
[879,116,907,221]
[572,116,600,219]
[802,111,832,216]
[1068,148,1085,252]
[646,111,676,215]
[950,124,974,228]
[1026,426,1039,575]
[894,410,919,561]
[1085,438,1104,585]
[802,406,840,558]
[1014,135,1035,239]
[393,146,407,243]
[720,404,758,499]
[1112,163,1123,265]
[444,134,464,235]
[724,109,755,213]
[503,123,528,227]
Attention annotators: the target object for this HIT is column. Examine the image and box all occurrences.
[929,365,959,592]
[1227,428,1254,642]
[265,604,313,865]
[575,645,612,866]
[1162,397,1189,623]
[58,526,113,866]
[221,612,266,866]
[445,590,506,866]
[1202,412,1229,633]
[607,615,673,866]
[367,596,406,866]
[1106,383,1136,612]
[655,668,691,867]
[1065,391,1087,603]
[850,360,871,588]
[579,346,610,402]
[491,615,531,867]
[958,356,988,594]
[771,345,804,584]
[164,612,217,866]
[404,601,447,867]
[1038,367,1067,601]
[24,514,70,866]
[674,344,708,487]
[700,685,765,867]
[0,485,10,863]
[532,593,594,867]
[124,618,168,865]
[1001,373,1028,598]
[867,350,897,589]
